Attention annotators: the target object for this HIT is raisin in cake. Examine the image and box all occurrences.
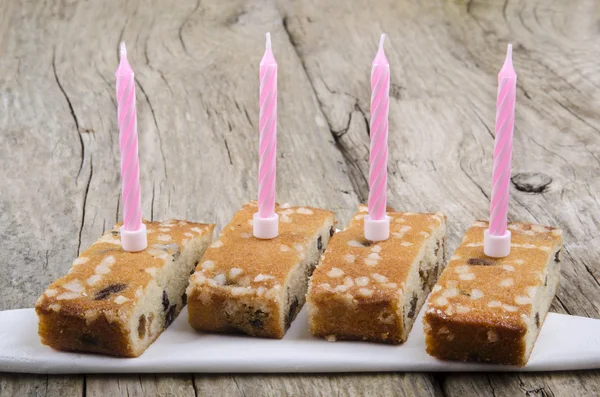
[424,220,563,366]
[187,201,335,338]
[307,205,447,344]
[36,220,215,357]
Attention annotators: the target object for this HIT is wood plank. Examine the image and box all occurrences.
[0,374,81,397]
[1,0,599,395]
[86,374,196,397]
[439,371,600,397]
[193,374,440,397]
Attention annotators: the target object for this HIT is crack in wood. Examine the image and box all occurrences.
[223,135,233,166]
[430,373,448,397]
[150,182,156,222]
[501,0,510,27]
[43,250,49,272]
[243,106,253,127]
[115,194,120,224]
[566,246,600,289]
[191,375,199,397]
[318,73,370,138]
[555,294,571,315]
[281,15,369,202]
[466,0,473,14]
[179,0,200,56]
[77,157,93,256]
[470,106,495,140]
[517,375,553,397]
[232,377,248,397]
[158,70,173,95]
[486,375,498,397]
[553,98,600,135]
[459,159,490,201]
[52,47,85,181]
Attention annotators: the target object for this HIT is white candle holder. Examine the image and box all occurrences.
[253,212,279,239]
[364,215,391,242]
[484,229,511,258]
[120,224,148,252]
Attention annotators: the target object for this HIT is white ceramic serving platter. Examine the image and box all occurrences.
[1,306,599,374]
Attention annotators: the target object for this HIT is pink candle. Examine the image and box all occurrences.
[116,42,146,251]
[253,33,279,239]
[485,44,516,258]
[490,45,516,236]
[364,34,390,242]
[258,33,277,219]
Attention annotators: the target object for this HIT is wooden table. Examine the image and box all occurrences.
[1,0,599,395]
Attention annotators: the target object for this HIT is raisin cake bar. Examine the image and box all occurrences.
[187,201,334,338]
[424,220,563,366]
[36,220,215,357]
[308,205,447,344]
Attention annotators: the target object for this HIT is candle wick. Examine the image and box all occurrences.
[120,42,127,59]
[266,32,271,50]
[506,43,512,62]
[379,34,386,51]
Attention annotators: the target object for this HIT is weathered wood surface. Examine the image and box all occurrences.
[0,0,599,395]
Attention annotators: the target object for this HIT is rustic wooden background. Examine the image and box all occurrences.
[1,0,599,395]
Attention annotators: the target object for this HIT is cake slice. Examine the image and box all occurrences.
[423,220,563,366]
[307,205,447,344]
[36,220,215,357]
[187,201,335,338]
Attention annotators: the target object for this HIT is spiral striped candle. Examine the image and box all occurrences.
[116,42,143,233]
[489,44,516,237]
[258,33,277,220]
[368,34,390,222]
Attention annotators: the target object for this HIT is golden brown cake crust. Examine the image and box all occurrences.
[187,201,335,338]
[308,205,446,344]
[37,220,213,315]
[196,202,333,284]
[310,205,445,304]
[36,220,215,357]
[424,220,563,366]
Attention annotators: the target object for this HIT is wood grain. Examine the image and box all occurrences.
[0,0,599,396]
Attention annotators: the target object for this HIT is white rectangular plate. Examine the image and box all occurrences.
[1,306,599,373]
